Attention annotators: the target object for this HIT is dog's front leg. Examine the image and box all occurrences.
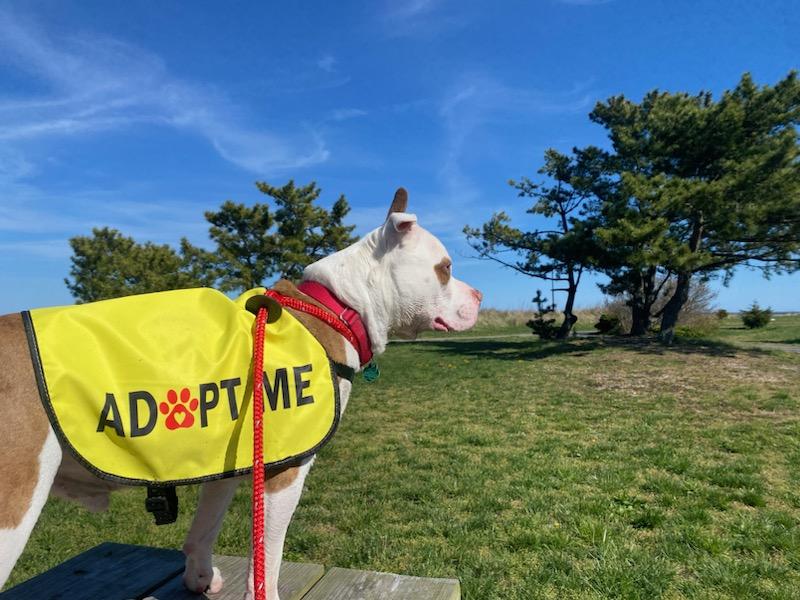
[183,477,240,593]
[245,459,313,600]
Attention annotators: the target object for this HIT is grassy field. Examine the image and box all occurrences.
[714,314,800,345]
[6,317,800,599]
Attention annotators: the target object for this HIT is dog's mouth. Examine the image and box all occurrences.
[432,317,452,332]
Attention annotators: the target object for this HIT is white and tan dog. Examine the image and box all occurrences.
[0,189,481,599]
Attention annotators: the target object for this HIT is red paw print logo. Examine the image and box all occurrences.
[160,388,199,430]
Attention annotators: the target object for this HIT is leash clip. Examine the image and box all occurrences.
[146,486,179,525]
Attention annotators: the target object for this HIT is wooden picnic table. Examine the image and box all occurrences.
[0,542,461,599]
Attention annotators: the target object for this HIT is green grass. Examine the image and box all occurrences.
[7,333,800,599]
[713,314,800,345]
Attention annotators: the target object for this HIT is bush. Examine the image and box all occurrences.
[595,313,621,334]
[527,317,559,339]
[600,279,719,336]
[599,297,632,333]
[741,302,773,329]
[526,289,559,340]
[715,309,729,320]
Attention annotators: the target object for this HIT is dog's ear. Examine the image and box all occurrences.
[386,187,408,219]
[387,211,417,233]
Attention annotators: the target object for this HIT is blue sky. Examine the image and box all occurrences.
[1,0,798,313]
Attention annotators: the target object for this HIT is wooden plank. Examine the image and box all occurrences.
[144,555,324,600]
[0,542,185,600]
[301,567,461,600]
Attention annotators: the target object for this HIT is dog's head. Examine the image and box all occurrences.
[304,187,482,351]
[379,188,482,339]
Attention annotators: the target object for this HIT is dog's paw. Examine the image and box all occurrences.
[183,564,223,594]
[208,566,224,594]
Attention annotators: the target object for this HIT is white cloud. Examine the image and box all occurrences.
[0,9,329,174]
[329,108,368,122]
[437,73,595,202]
[0,239,70,259]
[317,54,337,73]
[385,0,439,20]
[378,0,467,38]
[0,143,210,255]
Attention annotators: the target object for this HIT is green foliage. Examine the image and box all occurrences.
[66,180,357,302]
[594,71,800,276]
[250,180,357,283]
[202,200,275,292]
[587,71,800,337]
[204,180,357,291]
[716,309,729,320]
[465,148,603,338]
[741,302,773,329]
[468,71,800,340]
[594,313,622,334]
[525,289,559,339]
[65,228,216,303]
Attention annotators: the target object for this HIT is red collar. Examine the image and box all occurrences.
[265,281,373,367]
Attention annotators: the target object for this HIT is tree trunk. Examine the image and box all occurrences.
[660,215,702,345]
[659,272,692,345]
[556,285,578,339]
[630,302,651,336]
[629,266,657,336]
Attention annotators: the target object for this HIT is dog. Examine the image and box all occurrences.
[0,188,482,599]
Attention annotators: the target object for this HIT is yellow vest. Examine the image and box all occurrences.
[23,288,341,486]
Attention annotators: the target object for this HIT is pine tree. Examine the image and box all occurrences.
[66,180,358,302]
[254,180,357,281]
[65,228,215,302]
[589,71,800,342]
[464,148,601,338]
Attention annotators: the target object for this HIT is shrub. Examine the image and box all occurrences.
[741,302,773,329]
[600,297,632,333]
[601,279,719,335]
[527,317,559,339]
[526,290,559,340]
[595,313,621,334]
[715,309,729,320]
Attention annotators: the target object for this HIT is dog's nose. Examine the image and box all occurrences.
[472,288,483,303]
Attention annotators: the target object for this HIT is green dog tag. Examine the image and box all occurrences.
[363,360,380,383]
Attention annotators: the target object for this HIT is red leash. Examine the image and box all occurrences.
[251,284,371,599]
[252,306,267,600]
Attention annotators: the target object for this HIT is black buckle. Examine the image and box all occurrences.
[245,294,282,322]
[146,486,179,525]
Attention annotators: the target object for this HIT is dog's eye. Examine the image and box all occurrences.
[435,259,452,285]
